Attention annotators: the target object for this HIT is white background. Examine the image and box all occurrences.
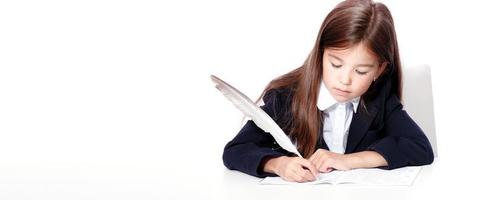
[1,0,484,199]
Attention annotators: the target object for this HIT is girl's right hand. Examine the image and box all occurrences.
[263,156,319,182]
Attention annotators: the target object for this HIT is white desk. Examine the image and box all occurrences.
[0,158,482,200]
[207,158,481,200]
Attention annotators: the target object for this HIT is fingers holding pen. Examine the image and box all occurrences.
[272,156,319,182]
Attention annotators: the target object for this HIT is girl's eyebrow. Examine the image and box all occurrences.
[328,53,375,67]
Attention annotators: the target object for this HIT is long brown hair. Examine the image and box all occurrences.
[258,0,403,158]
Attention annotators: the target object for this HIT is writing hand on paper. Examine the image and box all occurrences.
[309,149,351,173]
[263,156,319,183]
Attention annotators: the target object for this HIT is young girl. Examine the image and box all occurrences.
[222,0,434,183]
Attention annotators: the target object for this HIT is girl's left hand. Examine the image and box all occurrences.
[309,149,351,173]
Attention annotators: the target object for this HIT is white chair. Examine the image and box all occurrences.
[402,65,438,157]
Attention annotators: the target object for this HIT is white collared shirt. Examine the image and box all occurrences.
[317,84,360,154]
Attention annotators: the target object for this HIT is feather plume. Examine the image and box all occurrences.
[210,75,302,157]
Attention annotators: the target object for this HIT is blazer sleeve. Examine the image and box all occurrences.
[222,89,293,178]
[368,94,435,169]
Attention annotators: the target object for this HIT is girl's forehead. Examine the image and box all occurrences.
[325,43,378,62]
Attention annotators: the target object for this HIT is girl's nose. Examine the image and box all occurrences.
[339,72,352,86]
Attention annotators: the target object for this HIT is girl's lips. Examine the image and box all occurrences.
[334,88,351,96]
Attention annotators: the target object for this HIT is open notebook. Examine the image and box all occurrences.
[260,166,421,186]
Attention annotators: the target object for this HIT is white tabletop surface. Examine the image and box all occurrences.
[0,157,482,200]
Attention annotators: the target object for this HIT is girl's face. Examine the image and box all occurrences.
[322,42,386,102]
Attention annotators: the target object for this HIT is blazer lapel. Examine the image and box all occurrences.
[345,102,378,154]
[317,111,330,150]
[345,77,391,153]
[317,130,329,151]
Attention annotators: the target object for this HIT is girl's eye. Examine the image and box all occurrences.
[331,63,342,68]
[355,69,368,75]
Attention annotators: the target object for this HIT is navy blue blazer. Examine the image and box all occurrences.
[222,79,434,178]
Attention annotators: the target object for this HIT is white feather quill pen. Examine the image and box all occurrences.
[210,75,302,157]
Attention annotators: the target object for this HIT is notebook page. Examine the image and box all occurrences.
[336,166,421,185]
[260,170,345,185]
[259,166,421,185]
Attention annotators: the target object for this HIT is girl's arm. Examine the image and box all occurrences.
[310,94,434,172]
[222,120,287,178]
[309,149,387,172]
[222,89,293,178]
[345,151,388,169]
[366,95,434,169]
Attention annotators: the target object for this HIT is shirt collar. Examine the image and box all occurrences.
[317,83,360,113]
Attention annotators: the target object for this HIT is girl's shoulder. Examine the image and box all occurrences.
[363,77,402,115]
